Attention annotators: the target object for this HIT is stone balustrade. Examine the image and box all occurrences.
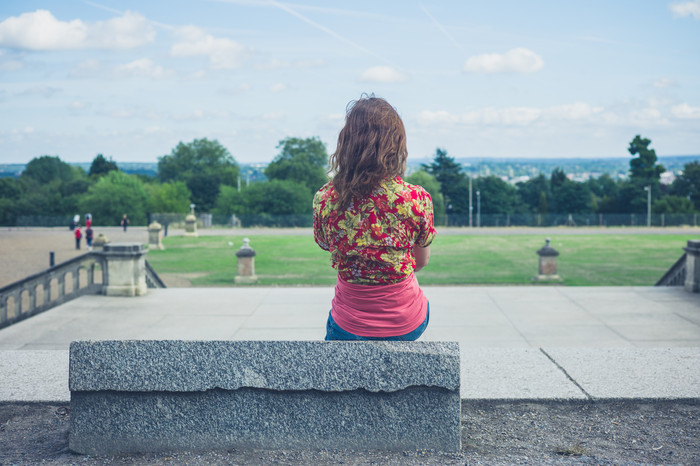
[0,243,164,330]
[0,254,104,330]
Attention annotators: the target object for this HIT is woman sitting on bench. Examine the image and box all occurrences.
[313,95,436,341]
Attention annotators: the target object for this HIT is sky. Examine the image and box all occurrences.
[0,0,699,165]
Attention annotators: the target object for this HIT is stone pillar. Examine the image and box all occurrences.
[235,238,257,284]
[184,215,198,237]
[684,239,700,293]
[100,243,148,297]
[92,234,109,251]
[533,238,562,282]
[148,221,165,250]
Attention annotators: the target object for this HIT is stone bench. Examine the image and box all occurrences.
[69,340,461,454]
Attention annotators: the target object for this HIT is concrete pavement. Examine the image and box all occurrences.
[1,285,698,402]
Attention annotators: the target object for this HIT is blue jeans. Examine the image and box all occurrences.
[324,303,430,341]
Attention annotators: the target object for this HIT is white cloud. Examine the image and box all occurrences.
[16,86,61,98]
[359,66,409,83]
[269,83,287,93]
[171,26,247,69]
[262,111,286,120]
[113,59,173,79]
[653,77,677,88]
[463,48,544,74]
[417,103,605,127]
[0,10,154,50]
[258,58,325,70]
[671,103,700,119]
[70,101,85,110]
[547,102,604,120]
[670,0,700,19]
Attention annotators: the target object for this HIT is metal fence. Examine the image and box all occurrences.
[11,212,700,229]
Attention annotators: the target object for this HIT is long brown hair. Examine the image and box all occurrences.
[329,95,408,207]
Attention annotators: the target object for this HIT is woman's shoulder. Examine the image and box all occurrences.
[314,181,337,204]
[390,177,431,200]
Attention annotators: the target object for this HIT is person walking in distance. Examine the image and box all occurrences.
[85,225,94,251]
[121,214,129,232]
[75,225,82,250]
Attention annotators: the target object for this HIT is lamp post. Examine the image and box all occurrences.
[476,190,481,228]
[644,185,651,227]
[469,177,473,228]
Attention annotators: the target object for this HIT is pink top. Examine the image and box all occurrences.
[331,273,427,337]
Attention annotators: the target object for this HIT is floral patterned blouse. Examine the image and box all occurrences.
[313,176,437,285]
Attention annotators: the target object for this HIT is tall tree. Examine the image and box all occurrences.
[89,154,119,177]
[158,138,239,212]
[422,148,467,214]
[625,135,666,213]
[628,135,665,185]
[265,137,328,194]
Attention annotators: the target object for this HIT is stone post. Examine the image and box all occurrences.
[100,243,148,297]
[184,215,198,237]
[148,221,164,250]
[684,239,700,293]
[235,238,257,284]
[185,204,198,237]
[92,234,109,251]
[533,238,562,282]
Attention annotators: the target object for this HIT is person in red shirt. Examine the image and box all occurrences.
[313,95,436,340]
[74,225,82,250]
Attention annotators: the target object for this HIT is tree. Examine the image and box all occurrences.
[22,155,80,184]
[79,171,148,225]
[216,180,311,226]
[405,170,445,224]
[652,196,696,214]
[516,174,550,214]
[146,181,192,214]
[626,135,665,213]
[265,137,328,194]
[89,154,119,177]
[158,138,239,212]
[422,148,467,214]
[628,135,665,185]
[670,161,700,211]
[473,176,525,215]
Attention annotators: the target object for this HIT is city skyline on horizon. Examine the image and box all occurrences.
[1,0,699,164]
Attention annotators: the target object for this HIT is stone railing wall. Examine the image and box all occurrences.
[0,253,105,330]
[655,252,687,287]
[0,243,166,330]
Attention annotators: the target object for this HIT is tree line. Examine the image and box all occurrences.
[0,134,697,228]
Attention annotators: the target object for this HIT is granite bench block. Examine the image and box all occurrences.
[69,340,461,454]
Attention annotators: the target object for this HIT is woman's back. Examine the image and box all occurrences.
[314,176,435,285]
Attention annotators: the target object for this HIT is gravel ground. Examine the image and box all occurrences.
[1,400,698,465]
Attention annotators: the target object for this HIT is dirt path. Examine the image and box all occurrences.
[1,401,698,465]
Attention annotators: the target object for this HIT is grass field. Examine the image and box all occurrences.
[145,233,697,287]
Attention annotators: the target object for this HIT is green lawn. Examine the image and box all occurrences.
[145,233,697,287]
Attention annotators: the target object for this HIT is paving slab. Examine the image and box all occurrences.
[459,348,586,400]
[543,347,700,399]
[0,286,699,402]
[0,350,69,402]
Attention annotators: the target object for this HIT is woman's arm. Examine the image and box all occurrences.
[413,244,430,272]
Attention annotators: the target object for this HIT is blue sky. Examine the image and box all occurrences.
[1,0,699,164]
